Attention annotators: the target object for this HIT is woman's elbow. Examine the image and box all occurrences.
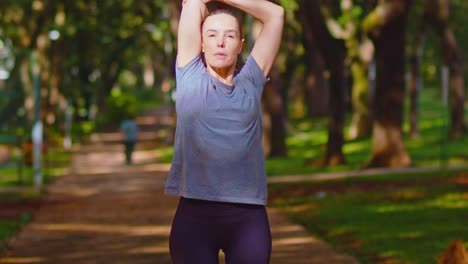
[268,5,284,29]
[274,5,285,22]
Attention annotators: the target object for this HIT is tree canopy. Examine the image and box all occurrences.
[0,0,466,168]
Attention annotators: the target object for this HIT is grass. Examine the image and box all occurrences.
[268,171,468,264]
[264,87,468,263]
[0,221,20,252]
[0,147,70,255]
[0,190,42,255]
[0,148,71,187]
[266,87,468,176]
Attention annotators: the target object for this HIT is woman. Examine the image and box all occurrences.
[165,0,284,263]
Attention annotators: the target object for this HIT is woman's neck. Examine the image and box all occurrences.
[206,65,235,86]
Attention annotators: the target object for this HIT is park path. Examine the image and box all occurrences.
[1,107,358,264]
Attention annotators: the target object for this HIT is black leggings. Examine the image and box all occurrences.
[169,197,271,264]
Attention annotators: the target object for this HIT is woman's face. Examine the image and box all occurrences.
[202,13,244,71]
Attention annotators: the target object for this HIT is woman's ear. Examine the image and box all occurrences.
[238,38,245,54]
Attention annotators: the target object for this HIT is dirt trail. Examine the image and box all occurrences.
[1,107,358,264]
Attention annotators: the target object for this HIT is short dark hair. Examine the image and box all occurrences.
[203,3,243,37]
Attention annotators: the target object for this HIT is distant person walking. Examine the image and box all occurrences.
[165,0,284,263]
[120,116,138,165]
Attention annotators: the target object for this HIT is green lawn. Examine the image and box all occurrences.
[265,87,468,263]
[268,170,468,264]
[0,220,19,251]
[0,191,41,254]
[0,148,71,187]
[267,87,468,176]
[0,148,70,254]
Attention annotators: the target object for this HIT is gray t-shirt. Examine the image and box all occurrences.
[165,54,268,205]
[120,120,138,141]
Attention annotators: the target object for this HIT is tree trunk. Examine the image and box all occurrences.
[348,39,373,140]
[366,0,412,168]
[304,66,328,118]
[338,2,374,140]
[348,63,372,140]
[299,0,347,165]
[97,39,133,113]
[425,0,466,138]
[325,58,347,166]
[408,17,427,139]
[443,30,466,138]
[262,66,287,157]
[300,12,328,118]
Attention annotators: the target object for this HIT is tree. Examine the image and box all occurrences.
[297,5,328,118]
[408,1,427,139]
[262,65,288,157]
[298,0,347,165]
[319,0,375,140]
[363,0,413,167]
[410,0,466,139]
[0,0,54,126]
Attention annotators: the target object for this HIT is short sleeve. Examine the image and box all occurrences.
[175,55,205,86]
[237,55,268,98]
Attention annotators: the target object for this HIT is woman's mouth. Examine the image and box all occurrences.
[214,52,227,58]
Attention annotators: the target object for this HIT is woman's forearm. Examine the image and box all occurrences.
[218,0,283,76]
[222,0,284,24]
[180,0,209,30]
[177,0,209,66]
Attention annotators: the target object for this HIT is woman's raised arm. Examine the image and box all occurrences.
[177,0,209,67]
[222,0,284,76]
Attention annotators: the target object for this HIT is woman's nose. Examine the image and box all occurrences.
[217,37,225,47]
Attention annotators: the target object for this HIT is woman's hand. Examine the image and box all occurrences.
[182,0,213,7]
[212,0,283,76]
[203,0,224,3]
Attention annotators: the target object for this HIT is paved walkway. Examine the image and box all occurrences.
[268,165,468,184]
[1,108,358,264]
